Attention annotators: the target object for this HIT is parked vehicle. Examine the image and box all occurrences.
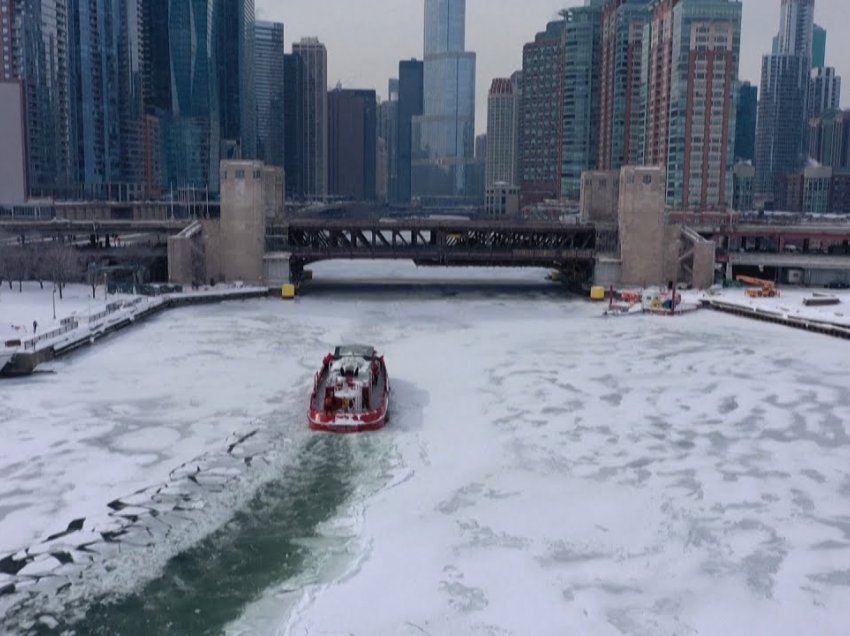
[825,280,850,290]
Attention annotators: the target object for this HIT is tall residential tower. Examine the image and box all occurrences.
[519,20,564,205]
[641,0,741,209]
[485,75,520,188]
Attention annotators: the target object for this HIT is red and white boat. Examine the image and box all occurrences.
[308,345,390,433]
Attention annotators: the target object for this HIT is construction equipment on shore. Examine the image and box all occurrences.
[736,275,780,299]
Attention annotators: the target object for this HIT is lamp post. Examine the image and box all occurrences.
[52,285,56,320]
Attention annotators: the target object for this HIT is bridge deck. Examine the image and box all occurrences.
[279,219,597,269]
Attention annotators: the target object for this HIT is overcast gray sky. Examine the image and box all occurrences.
[256,0,850,135]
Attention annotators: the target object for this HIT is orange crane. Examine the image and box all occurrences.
[736,275,780,298]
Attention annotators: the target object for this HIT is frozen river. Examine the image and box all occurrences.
[2,262,850,635]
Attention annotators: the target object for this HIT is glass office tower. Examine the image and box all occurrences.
[412,0,476,205]
[254,21,285,168]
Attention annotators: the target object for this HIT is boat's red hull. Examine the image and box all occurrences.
[307,408,388,434]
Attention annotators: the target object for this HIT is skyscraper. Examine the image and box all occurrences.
[292,37,327,200]
[328,87,377,201]
[144,0,221,195]
[396,59,423,203]
[560,4,602,202]
[808,67,841,122]
[755,0,815,201]
[808,109,850,171]
[597,0,651,171]
[485,76,520,188]
[812,24,826,68]
[0,0,16,82]
[642,0,741,209]
[412,0,476,204]
[283,53,303,199]
[520,20,564,206]
[378,82,398,202]
[254,21,285,168]
[217,0,256,159]
[735,82,758,163]
[9,0,78,197]
[73,0,147,199]
[777,0,814,61]
[755,54,808,200]
[641,0,677,172]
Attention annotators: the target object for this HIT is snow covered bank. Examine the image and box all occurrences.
[0,283,129,343]
[1,283,270,376]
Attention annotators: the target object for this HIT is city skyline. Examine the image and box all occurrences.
[257,0,850,135]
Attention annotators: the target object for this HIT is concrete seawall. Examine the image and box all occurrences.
[2,289,271,377]
[705,300,850,340]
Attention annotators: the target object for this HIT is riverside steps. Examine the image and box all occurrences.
[1,287,271,377]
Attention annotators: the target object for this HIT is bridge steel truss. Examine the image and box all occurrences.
[275,219,597,281]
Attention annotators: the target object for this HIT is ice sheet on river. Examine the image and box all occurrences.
[2,263,850,635]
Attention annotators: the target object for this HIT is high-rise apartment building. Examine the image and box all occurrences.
[328,87,377,201]
[735,82,758,163]
[485,76,520,188]
[561,4,602,202]
[217,0,257,160]
[641,0,676,172]
[292,37,328,200]
[808,66,841,122]
[254,21,285,168]
[641,0,741,209]
[396,59,423,203]
[597,0,651,171]
[412,0,477,204]
[520,20,564,205]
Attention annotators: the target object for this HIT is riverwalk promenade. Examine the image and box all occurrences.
[1,286,270,377]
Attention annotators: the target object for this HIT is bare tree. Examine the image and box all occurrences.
[42,242,81,299]
[0,244,9,289]
[27,244,46,289]
[4,247,27,292]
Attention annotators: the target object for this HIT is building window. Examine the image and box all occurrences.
[642,175,652,185]
[235,170,245,179]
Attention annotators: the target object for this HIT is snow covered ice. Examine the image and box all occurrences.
[2,262,850,635]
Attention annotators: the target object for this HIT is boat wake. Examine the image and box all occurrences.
[0,404,307,634]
